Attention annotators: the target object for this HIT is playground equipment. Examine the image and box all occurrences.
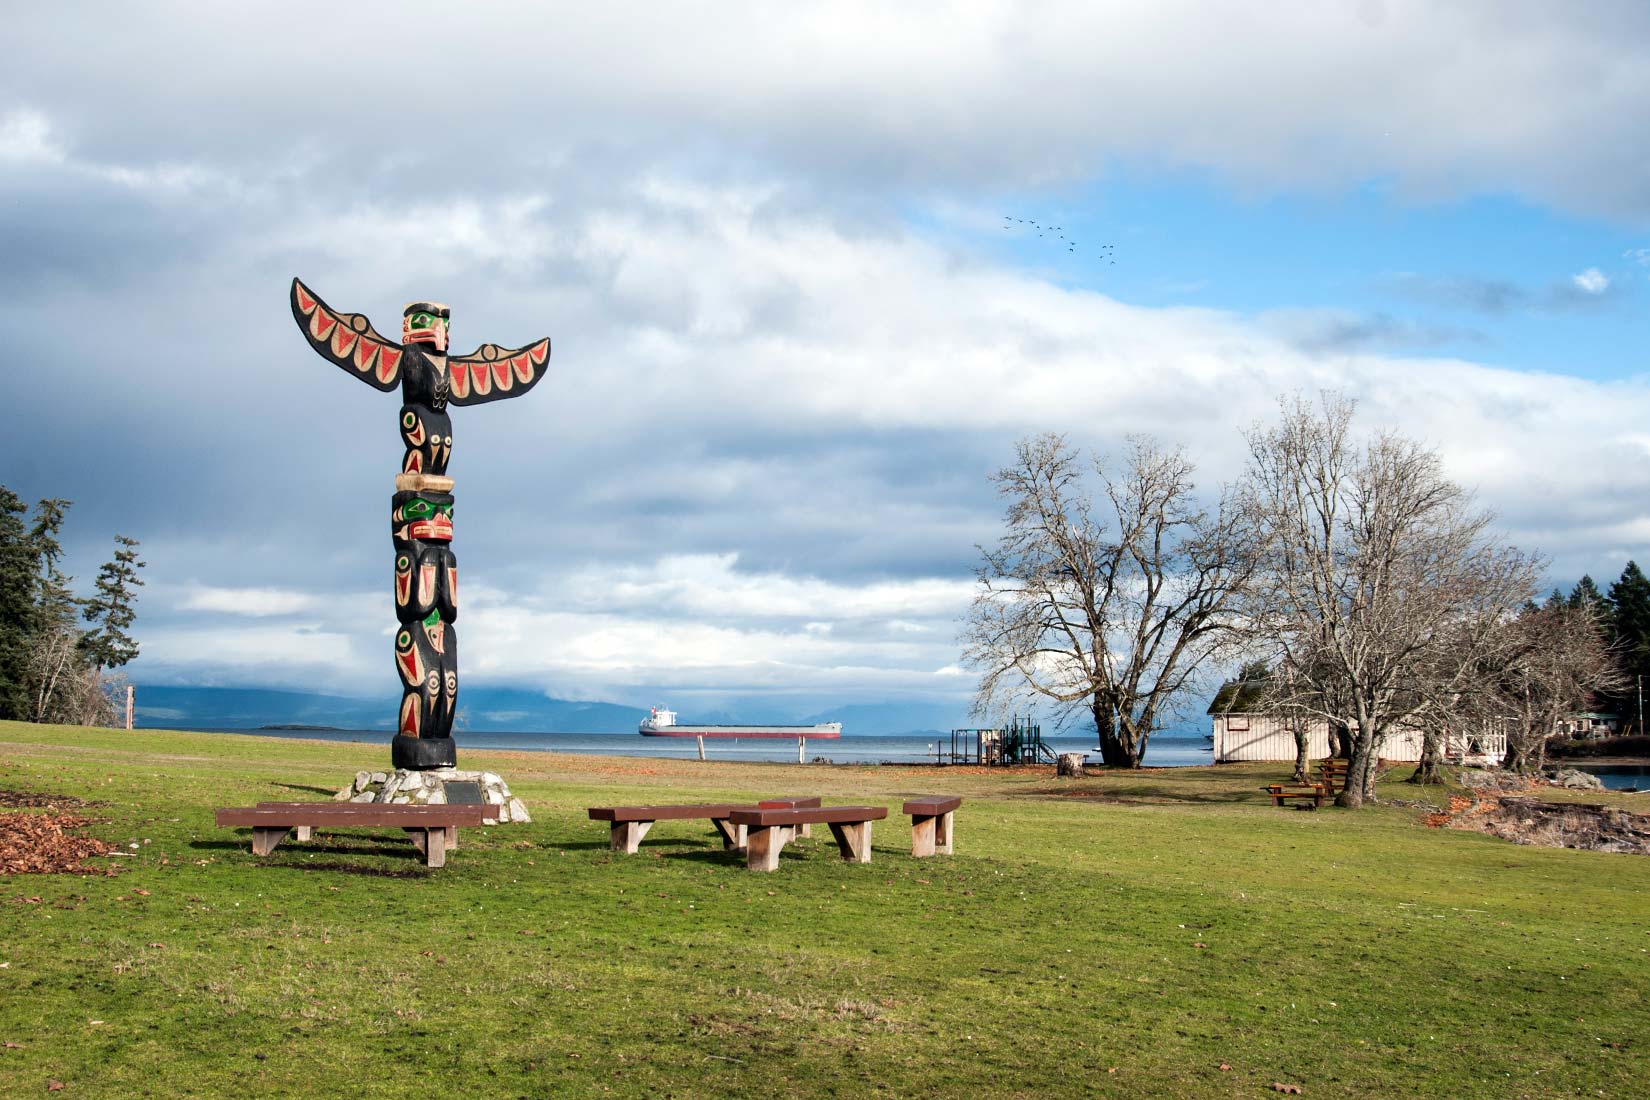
[943,716,1052,766]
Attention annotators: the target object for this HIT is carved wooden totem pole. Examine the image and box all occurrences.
[289,278,551,769]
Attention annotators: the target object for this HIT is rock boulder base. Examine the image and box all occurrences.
[335,768,529,824]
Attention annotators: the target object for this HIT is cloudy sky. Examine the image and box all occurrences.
[5,2,1649,725]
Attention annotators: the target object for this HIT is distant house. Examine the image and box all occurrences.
[1205,680,1502,765]
[1554,712,1622,739]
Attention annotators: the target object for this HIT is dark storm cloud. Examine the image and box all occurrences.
[1259,308,1486,354]
[1382,272,1631,316]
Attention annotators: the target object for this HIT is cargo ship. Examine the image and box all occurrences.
[639,706,842,739]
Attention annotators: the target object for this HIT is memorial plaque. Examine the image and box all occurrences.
[444,780,484,804]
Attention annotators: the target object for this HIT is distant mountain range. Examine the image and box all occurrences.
[133,685,964,737]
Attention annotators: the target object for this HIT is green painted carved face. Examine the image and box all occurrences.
[396,495,454,541]
[400,497,453,521]
[403,303,451,351]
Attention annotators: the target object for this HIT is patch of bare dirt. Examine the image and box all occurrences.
[1429,793,1650,854]
[1,812,122,876]
[0,789,106,809]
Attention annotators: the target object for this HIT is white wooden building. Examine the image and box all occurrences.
[1206,681,1504,766]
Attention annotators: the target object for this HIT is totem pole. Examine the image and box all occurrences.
[289,278,551,770]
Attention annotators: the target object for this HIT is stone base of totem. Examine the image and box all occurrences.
[333,767,531,824]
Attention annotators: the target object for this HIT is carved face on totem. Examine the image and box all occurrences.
[393,494,454,541]
[402,301,450,353]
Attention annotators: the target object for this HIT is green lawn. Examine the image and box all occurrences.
[2,720,1646,1098]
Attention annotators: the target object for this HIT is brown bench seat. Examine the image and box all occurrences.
[726,805,888,871]
[216,803,488,867]
[1265,784,1326,809]
[587,797,822,854]
[902,795,961,857]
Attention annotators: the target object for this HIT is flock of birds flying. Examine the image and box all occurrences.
[1004,216,1115,263]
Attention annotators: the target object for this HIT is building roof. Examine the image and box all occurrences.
[1206,680,1271,715]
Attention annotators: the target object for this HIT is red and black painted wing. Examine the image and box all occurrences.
[290,277,405,392]
[447,337,552,405]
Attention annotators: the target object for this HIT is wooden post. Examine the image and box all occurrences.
[828,820,873,863]
[911,815,937,857]
[251,827,289,856]
[696,735,706,761]
[125,685,134,731]
[745,825,783,871]
[935,810,953,855]
[611,819,654,854]
[711,818,747,850]
[798,735,806,764]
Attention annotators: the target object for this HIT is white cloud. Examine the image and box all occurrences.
[0,109,62,164]
[52,178,1650,706]
[11,4,1650,216]
[552,553,975,622]
[1572,267,1610,294]
[179,585,325,617]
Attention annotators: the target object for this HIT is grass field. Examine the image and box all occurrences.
[2,720,1647,1099]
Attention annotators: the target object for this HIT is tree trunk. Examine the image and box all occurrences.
[1335,720,1377,808]
[1093,698,1137,767]
[1291,726,1311,785]
[1329,720,1352,759]
[1407,728,1443,785]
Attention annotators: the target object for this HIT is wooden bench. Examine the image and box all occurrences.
[727,805,888,872]
[902,795,961,857]
[1265,784,1326,810]
[216,803,488,867]
[587,797,820,854]
[1317,759,1351,796]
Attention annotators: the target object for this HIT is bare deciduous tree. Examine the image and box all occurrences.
[963,433,1256,767]
[1242,394,1540,807]
[1488,603,1622,775]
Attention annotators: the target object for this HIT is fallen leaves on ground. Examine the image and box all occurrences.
[0,812,121,876]
[1269,1083,1303,1094]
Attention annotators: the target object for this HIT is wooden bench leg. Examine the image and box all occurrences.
[293,826,314,842]
[445,825,459,851]
[935,810,954,855]
[404,827,448,867]
[251,826,290,856]
[424,827,446,868]
[798,822,812,839]
[828,820,873,863]
[911,814,937,858]
[610,820,654,854]
[745,825,784,871]
[711,819,748,850]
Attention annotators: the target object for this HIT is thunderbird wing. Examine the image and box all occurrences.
[290,277,405,392]
[447,337,553,405]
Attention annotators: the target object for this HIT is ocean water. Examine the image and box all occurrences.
[174,726,1216,767]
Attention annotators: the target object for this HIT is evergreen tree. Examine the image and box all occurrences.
[22,497,97,723]
[0,486,38,720]
[1607,561,1650,731]
[1568,574,1609,619]
[82,535,145,670]
[27,499,79,635]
